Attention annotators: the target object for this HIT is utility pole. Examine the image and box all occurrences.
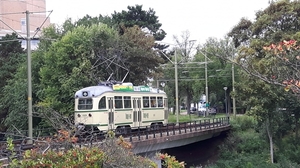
[205,53,208,117]
[232,61,236,118]
[26,10,33,141]
[175,49,179,124]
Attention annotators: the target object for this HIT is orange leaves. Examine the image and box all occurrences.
[116,136,132,149]
[262,40,300,93]
[157,153,185,168]
[56,129,78,143]
[263,40,299,56]
[282,79,300,93]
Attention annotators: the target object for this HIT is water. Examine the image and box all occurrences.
[161,132,228,167]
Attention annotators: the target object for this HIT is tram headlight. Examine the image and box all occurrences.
[77,114,81,117]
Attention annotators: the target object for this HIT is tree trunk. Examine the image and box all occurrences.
[266,119,274,163]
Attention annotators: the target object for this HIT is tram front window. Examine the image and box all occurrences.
[78,98,93,110]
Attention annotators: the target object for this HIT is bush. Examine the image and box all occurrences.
[7,131,157,168]
[230,115,257,132]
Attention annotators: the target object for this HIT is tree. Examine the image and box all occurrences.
[112,4,166,41]
[38,25,105,115]
[172,31,197,114]
[228,0,300,88]
[120,25,164,84]
[0,33,25,131]
[193,37,237,114]
[226,0,300,163]
[235,73,285,163]
[76,14,115,28]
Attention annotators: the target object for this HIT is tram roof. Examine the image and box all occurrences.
[75,85,165,98]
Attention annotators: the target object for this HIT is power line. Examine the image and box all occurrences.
[1,16,41,29]
[20,0,46,10]
[0,12,24,15]
[0,39,20,43]
[0,19,25,39]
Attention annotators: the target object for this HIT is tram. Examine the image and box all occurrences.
[74,81,168,133]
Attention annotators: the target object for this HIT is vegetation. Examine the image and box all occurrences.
[3,130,186,168]
[168,112,227,123]
[2,0,300,167]
[206,115,300,168]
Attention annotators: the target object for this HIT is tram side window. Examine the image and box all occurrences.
[143,96,150,108]
[124,96,131,108]
[115,96,123,109]
[157,97,163,107]
[150,97,157,107]
[78,98,93,110]
[98,96,106,109]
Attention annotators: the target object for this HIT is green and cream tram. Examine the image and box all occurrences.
[74,82,168,133]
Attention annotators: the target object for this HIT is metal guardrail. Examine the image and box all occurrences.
[126,117,230,142]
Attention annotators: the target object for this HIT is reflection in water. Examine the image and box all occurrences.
[161,132,228,167]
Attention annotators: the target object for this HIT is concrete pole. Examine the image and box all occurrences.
[205,54,208,117]
[26,11,33,141]
[232,62,236,118]
[224,87,228,116]
[175,49,179,124]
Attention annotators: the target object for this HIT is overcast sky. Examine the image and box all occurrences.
[46,0,270,45]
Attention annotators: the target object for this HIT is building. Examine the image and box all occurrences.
[0,0,51,49]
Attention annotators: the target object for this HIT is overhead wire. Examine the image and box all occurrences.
[0,39,20,43]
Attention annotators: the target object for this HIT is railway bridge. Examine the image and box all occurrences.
[125,117,231,154]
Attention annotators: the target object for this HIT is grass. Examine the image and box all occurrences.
[168,111,227,123]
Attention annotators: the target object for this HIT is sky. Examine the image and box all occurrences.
[46,0,270,45]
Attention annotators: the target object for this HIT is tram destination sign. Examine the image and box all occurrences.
[112,85,150,92]
[133,86,150,92]
[113,85,133,91]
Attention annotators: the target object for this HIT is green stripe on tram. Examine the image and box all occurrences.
[85,124,102,126]
[142,108,164,110]
[75,110,107,113]
[142,119,164,123]
[115,109,132,111]
[115,122,133,125]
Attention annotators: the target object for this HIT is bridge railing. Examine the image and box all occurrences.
[128,116,230,142]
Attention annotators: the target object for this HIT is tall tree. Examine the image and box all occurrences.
[228,0,300,88]
[227,0,300,163]
[0,33,25,131]
[112,4,168,52]
[120,25,164,84]
[38,25,105,115]
[112,4,166,41]
[172,31,197,114]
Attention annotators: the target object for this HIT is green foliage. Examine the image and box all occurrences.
[0,33,25,131]
[1,63,28,130]
[206,115,300,168]
[13,147,105,167]
[112,4,166,41]
[120,25,163,84]
[230,115,257,132]
[9,131,157,168]
[39,25,107,114]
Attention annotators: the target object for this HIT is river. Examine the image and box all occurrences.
[161,132,228,167]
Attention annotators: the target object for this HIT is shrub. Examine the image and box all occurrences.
[7,131,157,168]
[230,115,257,131]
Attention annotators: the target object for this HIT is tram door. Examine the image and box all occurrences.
[107,97,114,130]
[133,97,142,127]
